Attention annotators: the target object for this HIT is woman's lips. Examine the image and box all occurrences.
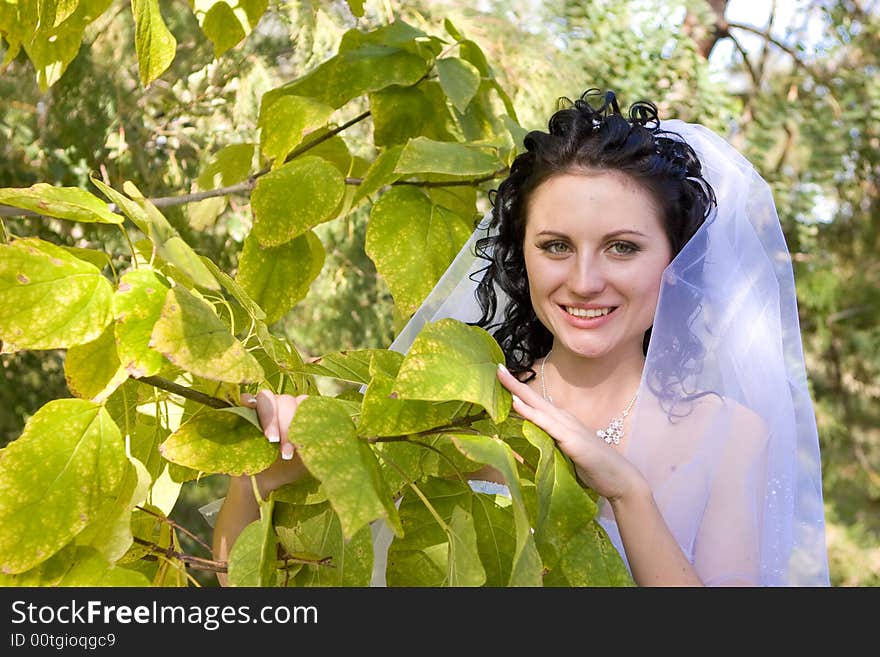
[556,304,618,327]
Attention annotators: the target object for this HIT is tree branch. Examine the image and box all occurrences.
[137,375,232,408]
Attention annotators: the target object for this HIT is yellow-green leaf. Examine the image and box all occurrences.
[91,177,219,290]
[56,547,152,586]
[450,434,543,586]
[290,397,401,539]
[150,286,263,383]
[395,137,501,176]
[201,1,245,57]
[365,186,471,316]
[0,184,121,224]
[0,399,127,574]
[262,41,427,110]
[436,57,481,113]
[393,318,509,423]
[259,95,335,166]
[275,500,373,586]
[236,230,325,324]
[251,156,345,247]
[386,478,485,587]
[131,0,177,86]
[0,238,113,350]
[64,323,129,402]
[159,409,277,475]
[113,268,171,378]
[369,82,454,147]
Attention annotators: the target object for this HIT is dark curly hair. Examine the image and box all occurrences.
[473,89,716,402]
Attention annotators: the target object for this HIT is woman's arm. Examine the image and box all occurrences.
[211,392,309,586]
[496,364,704,586]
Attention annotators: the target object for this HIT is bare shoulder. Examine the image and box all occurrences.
[687,393,770,451]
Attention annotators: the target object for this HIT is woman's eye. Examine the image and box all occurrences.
[609,241,640,255]
[541,241,570,255]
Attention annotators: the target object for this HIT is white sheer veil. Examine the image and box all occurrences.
[387,119,830,586]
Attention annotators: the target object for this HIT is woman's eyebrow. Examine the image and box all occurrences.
[534,229,648,239]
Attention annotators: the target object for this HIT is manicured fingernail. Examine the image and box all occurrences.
[497,363,508,372]
[266,429,280,443]
[512,394,521,405]
[241,393,256,406]
[281,443,294,460]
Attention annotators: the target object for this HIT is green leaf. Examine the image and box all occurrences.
[0,238,113,350]
[365,186,471,316]
[113,268,170,378]
[443,18,464,41]
[259,95,335,166]
[75,453,151,564]
[131,0,177,86]
[0,184,121,224]
[12,0,112,90]
[520,421,623,584]
[386,478,485,586]
[263,41,427,110]
[91,177,220,290]
[300,348,385,385]
[471,491,516,586]
[0,545,76,587]
[61,246,113,270]
[351,145,403,206]
[450,434,543,586]
[196,143,255,190]
[226,518,278,587]
[392,318,510,423]
[64,323,129,402]
[436,57,481,113]
[345,0,365,17]
[56,547,152,586]
[289,397,401,539]
[236,230,325,324]
[0,399,127,574]
[395,137,501,177]
[201,1,245,57]
[251,156,345,247]
[159,409,277,475]
[200,256,266,322]
[369,81,454,147]
[558,524,636,587]
[447,505,486,586]
[275,501,373,586]
[358,354,476,437]
[150,286,264,384]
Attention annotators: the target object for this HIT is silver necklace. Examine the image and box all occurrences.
[540,349,638,446]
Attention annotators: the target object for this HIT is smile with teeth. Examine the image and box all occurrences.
[564,306,614,318]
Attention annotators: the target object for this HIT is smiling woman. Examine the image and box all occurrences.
[214,89,831,587]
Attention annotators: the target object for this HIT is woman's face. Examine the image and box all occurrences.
[523,170,672,362]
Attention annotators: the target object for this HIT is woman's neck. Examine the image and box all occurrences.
[541,342,644,413]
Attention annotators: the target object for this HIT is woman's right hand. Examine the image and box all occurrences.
[237,390,310,496]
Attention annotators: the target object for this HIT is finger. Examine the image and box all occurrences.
[496,363,547,408]
[275,394,300,461]
[255,390,280,443]
[240,393,257,408]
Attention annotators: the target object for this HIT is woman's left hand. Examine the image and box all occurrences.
[496,363,646,503]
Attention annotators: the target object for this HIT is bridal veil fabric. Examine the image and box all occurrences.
[387,120,830,586]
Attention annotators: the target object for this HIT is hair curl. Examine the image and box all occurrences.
[473,89,716,407]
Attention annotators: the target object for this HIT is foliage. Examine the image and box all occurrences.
[0,8,632,587]
[1,0,877,586]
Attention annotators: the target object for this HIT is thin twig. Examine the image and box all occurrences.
[135,504,213,553]
[132,536,228,573]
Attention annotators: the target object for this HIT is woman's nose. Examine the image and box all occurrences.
[568,256,606,296]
